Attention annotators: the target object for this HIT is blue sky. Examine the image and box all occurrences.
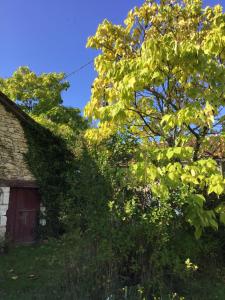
[0,0,224,111]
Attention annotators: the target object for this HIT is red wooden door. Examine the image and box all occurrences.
[6,188,41,243]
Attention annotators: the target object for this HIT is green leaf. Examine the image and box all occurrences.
[220,212,225,225]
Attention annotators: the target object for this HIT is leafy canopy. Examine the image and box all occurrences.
[85,0,225,237]
[0,66,87,144]
[0,66,69,114]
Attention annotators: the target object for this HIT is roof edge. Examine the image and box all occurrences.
[0,179,38,188]
[0,91,36,126]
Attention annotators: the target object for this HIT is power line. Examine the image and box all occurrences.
[64,59,94,80]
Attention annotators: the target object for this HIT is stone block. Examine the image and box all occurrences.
[0,226,6,239]
[40,205,46,211]
[40,219,46,226]
[0,216,7,227]
[0,205,8,216]
[0,187,10,205]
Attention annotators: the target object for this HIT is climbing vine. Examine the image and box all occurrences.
[21,120,79,237]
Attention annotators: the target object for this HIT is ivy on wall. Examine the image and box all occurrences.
[21,120,79,237]
[20,119,112,238]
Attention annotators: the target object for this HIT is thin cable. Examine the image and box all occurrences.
[64,59,94,80]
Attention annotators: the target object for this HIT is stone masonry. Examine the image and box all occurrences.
[0,102,35,181]
[0,187,9,239]
[0,102,35,238]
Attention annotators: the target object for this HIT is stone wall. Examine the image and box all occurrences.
[0,103,35,181]
[0,187,9,239]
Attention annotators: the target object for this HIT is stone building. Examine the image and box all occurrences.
[0,91,41,243]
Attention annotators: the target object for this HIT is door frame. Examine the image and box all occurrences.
[6,186,41,244]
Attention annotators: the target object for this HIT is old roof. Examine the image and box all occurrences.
[0,91,35,126]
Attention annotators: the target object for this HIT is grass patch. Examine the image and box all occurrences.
[0,239,65,299]
[1,236,225,300]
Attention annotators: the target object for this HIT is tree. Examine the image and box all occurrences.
[34,106,88,146]
[0,66,69,114]
[0,66,87,144]
[85,0,225,237]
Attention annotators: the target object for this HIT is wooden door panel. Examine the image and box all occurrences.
[6,188,41,243]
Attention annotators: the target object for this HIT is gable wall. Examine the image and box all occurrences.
[0,102,35,182]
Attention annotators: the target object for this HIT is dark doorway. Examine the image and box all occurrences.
[6,188,41,243]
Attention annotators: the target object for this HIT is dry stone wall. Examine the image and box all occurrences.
[0,103,35,182]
